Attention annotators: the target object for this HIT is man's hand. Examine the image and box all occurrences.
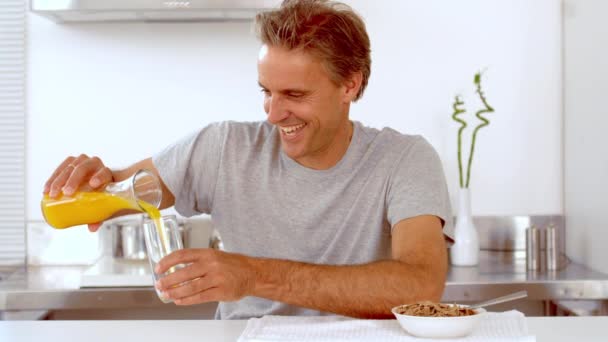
[155,249,256,305]
[44,154,113,198]
[43,154,113,232]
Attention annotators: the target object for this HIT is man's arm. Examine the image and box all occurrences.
[250,214,447,318]
[156,214,448,319]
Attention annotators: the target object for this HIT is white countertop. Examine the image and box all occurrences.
[1,317,607,342]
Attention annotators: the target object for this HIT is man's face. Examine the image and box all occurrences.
[257,44,355,169]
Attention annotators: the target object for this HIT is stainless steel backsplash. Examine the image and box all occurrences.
[472,215,564,252]
[469,215,567,270]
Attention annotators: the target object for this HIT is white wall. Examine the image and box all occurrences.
[27,0,563,222]
[563,0,608,273]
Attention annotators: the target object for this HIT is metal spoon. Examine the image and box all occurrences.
[468,290,528,310]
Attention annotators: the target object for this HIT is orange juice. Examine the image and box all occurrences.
[138,200,170,255]
[42,169,163,228]
[41,192,142,229]
[42,192,170,257]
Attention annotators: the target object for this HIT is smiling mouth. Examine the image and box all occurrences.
[280,123,307,136]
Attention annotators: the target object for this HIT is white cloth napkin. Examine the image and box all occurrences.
[238,311,536,342]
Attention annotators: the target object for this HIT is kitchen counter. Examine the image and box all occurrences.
[1,251,608,312]
[1,317,608,341]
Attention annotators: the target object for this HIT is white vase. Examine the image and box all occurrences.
[450,188,479,266]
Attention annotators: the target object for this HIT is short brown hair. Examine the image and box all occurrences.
[255,0,371,101]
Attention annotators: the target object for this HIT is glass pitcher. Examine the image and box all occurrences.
[41,169,162,229]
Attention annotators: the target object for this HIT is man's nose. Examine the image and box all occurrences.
[266,95,289,124]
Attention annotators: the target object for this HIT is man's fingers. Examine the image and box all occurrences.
[156,265,204,291]
[46,154,92,197]
[62,157,102,195]
[156,249,209,274]
[161,275,214,301]
[88,222,102,232]
[44,156,75,194]
[48,167,73,198]
[89,166,113,188]
[68,154,90,169]
[174,287,222,306]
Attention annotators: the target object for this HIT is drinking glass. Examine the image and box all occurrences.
[142,214,186,303]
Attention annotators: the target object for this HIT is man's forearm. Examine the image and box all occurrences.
[248,258,446,319]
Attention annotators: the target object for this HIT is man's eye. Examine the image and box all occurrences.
[288,93,303,99]
[260,89,270,96]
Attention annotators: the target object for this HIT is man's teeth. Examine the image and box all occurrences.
[281,123,306,135]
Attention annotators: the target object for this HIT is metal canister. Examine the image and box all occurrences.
[111,218,147,260]
[526,226,541,271]
[545,224,558,271]
[107,215,191,260]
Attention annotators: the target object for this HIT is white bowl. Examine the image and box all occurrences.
[391,304,486,338]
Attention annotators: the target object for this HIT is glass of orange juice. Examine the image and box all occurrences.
[142,215,187,303]
[41,169,162,229]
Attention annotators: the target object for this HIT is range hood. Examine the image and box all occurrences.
[30,0,280,23]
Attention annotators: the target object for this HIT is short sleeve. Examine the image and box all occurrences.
[152,122,226,217]
[386,137,454,240]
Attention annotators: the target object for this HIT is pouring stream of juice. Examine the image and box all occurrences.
[138,200,171,258]
[137,201,177,280]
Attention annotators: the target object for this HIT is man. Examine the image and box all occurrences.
[44,0,452,319]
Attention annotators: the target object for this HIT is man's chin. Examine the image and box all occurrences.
[280,144,305,161]
[281,148,301,160]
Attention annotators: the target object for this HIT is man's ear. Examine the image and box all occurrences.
[342,71,363,103]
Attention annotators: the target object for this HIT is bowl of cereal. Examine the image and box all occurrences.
[391,302,486,338]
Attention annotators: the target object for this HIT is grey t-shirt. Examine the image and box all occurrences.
[153,120,453,320]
